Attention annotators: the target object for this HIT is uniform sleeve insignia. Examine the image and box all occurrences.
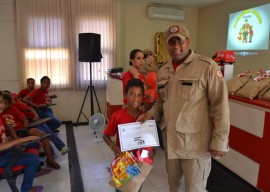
[216,69,223,78]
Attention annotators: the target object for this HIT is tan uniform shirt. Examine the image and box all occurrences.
[148,50,230,159]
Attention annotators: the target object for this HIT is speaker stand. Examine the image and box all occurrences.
[75,62,102,126]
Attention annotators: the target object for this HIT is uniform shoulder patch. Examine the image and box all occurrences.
[199,56,215,65]
[216,69,223,78]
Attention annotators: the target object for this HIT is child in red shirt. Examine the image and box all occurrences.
[103,79,155,192]
[17,78,36,101]
[0,90,43,192]
[23,76,61,133]
[1,93,61,169]
[11,96,69,155]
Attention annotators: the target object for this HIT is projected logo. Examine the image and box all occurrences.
[227,4,270,50]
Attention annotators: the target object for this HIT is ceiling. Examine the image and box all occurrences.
[125,0,228,8]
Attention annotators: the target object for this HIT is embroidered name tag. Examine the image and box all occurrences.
[182,82,193,86]
[158,85,165,89]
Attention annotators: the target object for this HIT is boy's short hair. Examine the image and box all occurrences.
[3,92,14,104]
[0,90,3,97]
[27,78,35,83]
[40,76,50,83]
[124,78,145,95]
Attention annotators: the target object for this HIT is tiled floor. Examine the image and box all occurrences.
[0,125,70,192]
[74,125,170,192]
[0,125,171,192]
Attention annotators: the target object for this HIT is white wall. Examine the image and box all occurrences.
[119,1,198,71]
[0,0,20,91]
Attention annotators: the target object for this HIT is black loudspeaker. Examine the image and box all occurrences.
[79,33,102,62]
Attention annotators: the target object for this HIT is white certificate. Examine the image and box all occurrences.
[118,120,160,151]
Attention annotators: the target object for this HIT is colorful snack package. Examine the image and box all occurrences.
[110,152,141,187]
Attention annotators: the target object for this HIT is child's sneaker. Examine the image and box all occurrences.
[61,146,70,155]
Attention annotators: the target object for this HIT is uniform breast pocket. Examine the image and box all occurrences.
[157,79,169,102]
[178,78,199,101]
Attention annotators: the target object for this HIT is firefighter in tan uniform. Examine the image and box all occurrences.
[137,25,230,192]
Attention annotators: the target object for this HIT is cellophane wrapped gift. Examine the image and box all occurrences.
[108,150,153,192]
[109,152,141,187]
[135,147,155,165]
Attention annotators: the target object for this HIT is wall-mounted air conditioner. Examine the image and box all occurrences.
[147,5,185,21]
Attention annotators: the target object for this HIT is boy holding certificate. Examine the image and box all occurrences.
[103,78,155,192]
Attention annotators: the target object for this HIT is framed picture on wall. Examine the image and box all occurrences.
[155,32,170,66]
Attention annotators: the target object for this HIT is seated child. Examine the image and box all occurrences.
[0,90,43,192]
[103,78,156,192]
[6,92,69,155]
[0,93,61,169]
[23,76,61,133]
[17,78,36,102]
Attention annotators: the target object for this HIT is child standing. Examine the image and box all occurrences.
[103,78,155,192]
[23,76,61,133]
[0,90,43,192]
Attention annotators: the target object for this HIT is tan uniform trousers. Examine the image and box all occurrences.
[161,129,211,192]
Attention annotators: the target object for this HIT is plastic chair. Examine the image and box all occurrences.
[0,147,37,192]
[0,134,50,192]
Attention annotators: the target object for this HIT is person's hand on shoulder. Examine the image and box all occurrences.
[129,67,140,78]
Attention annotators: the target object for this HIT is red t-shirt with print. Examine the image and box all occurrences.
[0,117,8,143]
[27,88,49,105]
[1,106,25,131]
[103,108,144,146]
